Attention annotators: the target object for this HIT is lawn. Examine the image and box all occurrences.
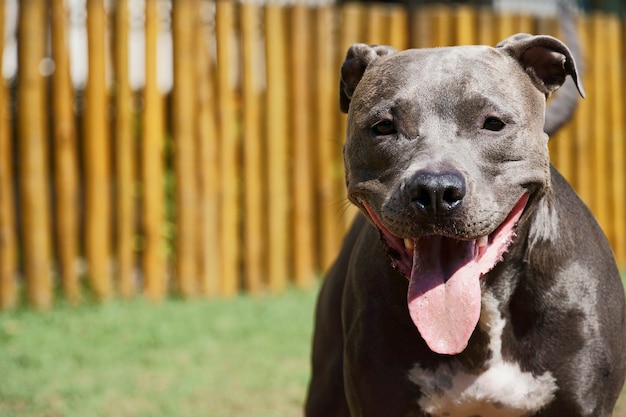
[0,287,318,417]
[1,282,625,417]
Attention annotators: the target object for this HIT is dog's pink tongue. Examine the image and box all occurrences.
[407,237,481,355]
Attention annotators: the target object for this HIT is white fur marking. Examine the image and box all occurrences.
[528,194,558,251]
[408,293,557,417]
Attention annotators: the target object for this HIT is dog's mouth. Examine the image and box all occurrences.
[361,194,529,355]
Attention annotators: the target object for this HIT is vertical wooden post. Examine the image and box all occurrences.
[456,5,476,46]
[114,0,136,298]
[550,121,575,184]
[388,5,408,51]
[591,13,610,233]
[498,13,516,40]
[85,0,112,301]
[545,15,575,184]
[542,15,559,168]
[338,4,364,231]
[315,5,341,272]
[432,6,453,47]
[215,0,239,296]
[477,7,496,46]
[172,0,197,297]
[365,4,387,45]
[143,0,166,300]
[516,13,534,34]
[51,0,81,303]
[410,5,433,49]
[265,4,290,292]
[574,14,593,207]
[608,15,625,265]
[339,3,364,58]
[18,0,53,309]
[195,1,220,296]
[0,0,17,309]
[240,2,264,293]
[290,4,315,288]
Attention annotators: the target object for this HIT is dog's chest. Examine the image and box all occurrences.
[407,294,557,417]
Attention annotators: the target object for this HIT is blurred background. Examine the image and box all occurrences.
[1,0,625,309]
[0,1,625,416]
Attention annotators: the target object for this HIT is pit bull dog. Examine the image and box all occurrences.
[305,34,626,417]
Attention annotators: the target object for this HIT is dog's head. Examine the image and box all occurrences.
[339,35,584,355]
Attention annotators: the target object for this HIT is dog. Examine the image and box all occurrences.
[305,34,626,417]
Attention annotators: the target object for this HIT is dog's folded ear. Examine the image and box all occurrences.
[497,33,585,99]
[339,44,397,113]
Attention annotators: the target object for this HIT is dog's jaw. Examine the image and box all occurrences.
[362,194,529,354]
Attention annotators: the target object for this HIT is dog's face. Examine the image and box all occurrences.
[345,45,548,241]
[339,36,584,355]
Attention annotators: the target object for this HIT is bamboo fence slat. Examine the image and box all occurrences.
[365,4,387,46]
[410,6,432,48]
[543,13,556,160]
[18,0,53,309]
[241,2,264,294]
[555,12,578,190]
[172,0,198,297]
[142,0,167,300]
[432,5,453,47]
[340,3,365,52]
[517,13,535,34]
[51,0,81,303]
[114,0,136,299]
[608,14,625,263]
[575,14,593,207]
[477,7,496,46]
[498,13,517,40]
[265,4,290,293]
[591,13,611,234]
[215,0,239,297]
[315,5,341,272]
[85,0,112,301]
[0,0,16,309]
[388,5,408,51]
[290,5,316,289]
[195,0,221,296]
[456,6,476,46]
[338,4,363,230]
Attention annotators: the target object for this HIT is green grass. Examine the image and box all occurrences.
[0,287,318,417]
[1,277,626,417]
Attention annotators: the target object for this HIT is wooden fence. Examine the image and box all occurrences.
[0,1,625,309]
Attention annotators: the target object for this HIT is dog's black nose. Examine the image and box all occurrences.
[409,171,466,215]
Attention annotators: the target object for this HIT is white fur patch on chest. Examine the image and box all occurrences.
[408,293,557,417]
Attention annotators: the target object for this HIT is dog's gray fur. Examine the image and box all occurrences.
[305,33,626,417]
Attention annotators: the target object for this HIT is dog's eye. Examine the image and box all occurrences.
[483,117,506,131]
[372,120,396,136]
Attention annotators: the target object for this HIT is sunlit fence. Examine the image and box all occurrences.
[0,1,625,309]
